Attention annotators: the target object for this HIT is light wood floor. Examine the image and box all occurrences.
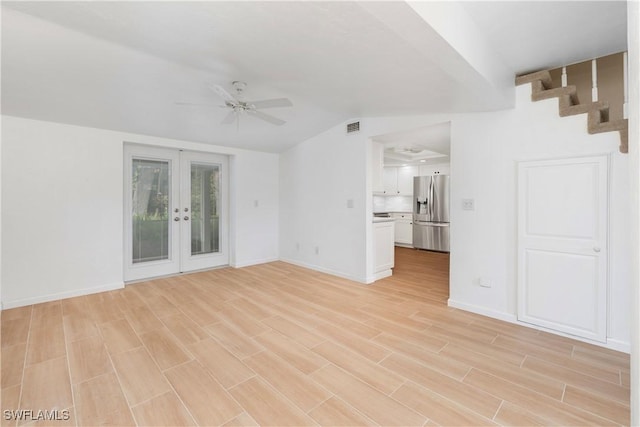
[1,247,630,426]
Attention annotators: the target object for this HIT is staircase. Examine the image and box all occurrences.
[516,69,628,153]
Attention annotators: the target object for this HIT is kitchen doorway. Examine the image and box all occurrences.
[124,144,229,281]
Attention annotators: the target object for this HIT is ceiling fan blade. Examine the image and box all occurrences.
[248,98,293,109]
[221,110,237,125]
[246,109,286,126]
[210,84,237,103]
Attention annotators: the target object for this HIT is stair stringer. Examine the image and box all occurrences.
[516,71,628,153]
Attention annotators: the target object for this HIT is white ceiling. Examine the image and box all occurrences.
[1,1,627,153]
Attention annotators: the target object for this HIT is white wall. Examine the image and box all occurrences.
[279,120,368,282]
[627,0,640,423]
[1,115,279,308]
[448,84,630,350]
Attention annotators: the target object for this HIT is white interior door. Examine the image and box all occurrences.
[124,145,228,281]
[517,156,608,342]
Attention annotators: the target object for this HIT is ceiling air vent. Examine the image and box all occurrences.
[346,121,360,134]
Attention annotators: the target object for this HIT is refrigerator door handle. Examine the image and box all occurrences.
[415,221,449,227]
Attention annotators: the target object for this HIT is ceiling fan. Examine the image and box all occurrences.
[177,81,293,128]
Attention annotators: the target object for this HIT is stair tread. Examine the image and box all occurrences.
[516,70,552,88]
[532,85,576,101]
[589,118,628,134]
[559,100,608,117]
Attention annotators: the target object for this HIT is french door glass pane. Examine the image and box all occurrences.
[191,163,220,255]
[131,159,170,263]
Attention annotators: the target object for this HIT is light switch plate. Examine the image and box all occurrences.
[462,199,475,210]
[347,199,354,208]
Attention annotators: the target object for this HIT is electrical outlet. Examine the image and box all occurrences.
[314,246,319,255]
[462,199,475,211]
[296,242,300,252]
[347,199,354,209]
[254,200,259,208]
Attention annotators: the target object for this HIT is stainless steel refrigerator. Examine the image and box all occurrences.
[413,175,450,252]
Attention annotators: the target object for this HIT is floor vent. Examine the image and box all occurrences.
[346,121,360,134]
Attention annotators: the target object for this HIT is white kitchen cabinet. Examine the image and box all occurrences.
[391,213,413,246]
[371,142,384,194]
[383,168,398,195]
[419,163,450,176]
[397,166,417,195]
[373,220,395,273]
[382,166,418,195]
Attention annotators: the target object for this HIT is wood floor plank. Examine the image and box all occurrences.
[187,338,255,389]
[139,327,192,370]
[1,385,21,427]
[1,318,31,348]
[63,313,99,343]
[222,412,259,427]
[380,353,501,420]
[123,306,164,334]
[244,350,332,412]
[1,343,27,388]
[67,335,112,384]
[562,385,630,425]
[99,319,142,355]
[521,355,630,403]
[204,322,264,359]
[131,391,196,426]
[160,313,209,346]
[229,377,316,426]
[374,333,471,380]
[253,330,328,375]
[164,360,243,426]
[110,347,171,405]
[310,364,425,426]
[311,340,405,395]
[307,396,377,427]
[261,315,325,349]
[73,372,135,426]
[463,368,615,426]
[313,323,389,363]
[391,382,498,426]
[493,401,554,426]
[21,357,73,413]
[26,323,66,366]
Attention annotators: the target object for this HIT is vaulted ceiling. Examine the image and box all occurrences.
[1,1,627,153]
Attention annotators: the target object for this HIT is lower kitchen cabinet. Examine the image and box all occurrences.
[392,213,413,246]
[373,220,395,273]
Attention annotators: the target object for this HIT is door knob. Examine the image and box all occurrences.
[593,247,601,253]
[174,217,180,222]
[184,216,190,221]
[174,208,179,213]
[184,207,189,212]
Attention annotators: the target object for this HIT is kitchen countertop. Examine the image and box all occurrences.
[372,217,395,223]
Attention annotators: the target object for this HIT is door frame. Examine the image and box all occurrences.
[123,143,230,282]
[517,154,609,342]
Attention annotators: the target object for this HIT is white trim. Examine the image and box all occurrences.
[448,299,518,323]
[1,281,125,310]
[232,257,280,268]
[448,299,630,354]
[279,258,367,284]
[365,269,393,284]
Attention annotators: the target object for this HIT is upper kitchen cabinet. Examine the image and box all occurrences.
[371,142,384,194]
[383,166,418,195]
[419,163,450,176]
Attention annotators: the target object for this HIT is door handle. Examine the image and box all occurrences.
[593,247,601,253]
[184,216,190,221]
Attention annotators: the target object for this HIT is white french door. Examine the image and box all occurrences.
[517,155,608,342]
[124,145,229,281]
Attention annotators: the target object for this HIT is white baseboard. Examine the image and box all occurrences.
[364,269,393,284]
[447,299,518,323]
[1,281,125,310]
[279,258,367,284]
[448,298,631,354]
[232,257,279,268]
